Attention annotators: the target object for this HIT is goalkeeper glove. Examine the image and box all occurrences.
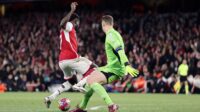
[125,65,139,77]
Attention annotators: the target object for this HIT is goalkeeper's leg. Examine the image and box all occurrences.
[68,84,93,112]
[79,84,94,109]
[86,70,119,112]
[86,70,114,105]
[70,70,119,112]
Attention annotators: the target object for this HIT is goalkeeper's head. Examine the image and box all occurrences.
[70,13,80,29]
[101,15,114,33]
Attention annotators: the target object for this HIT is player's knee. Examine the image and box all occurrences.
[86,70,107,85]
[86,76,95,85]
[86,71,97,85]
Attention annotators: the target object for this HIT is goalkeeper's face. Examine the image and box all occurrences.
[101,20,113,33]
[101,21,107,33]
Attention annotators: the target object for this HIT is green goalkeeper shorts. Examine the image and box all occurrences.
[101,71,120,84]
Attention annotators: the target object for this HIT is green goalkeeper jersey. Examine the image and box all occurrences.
[99,28,128,77]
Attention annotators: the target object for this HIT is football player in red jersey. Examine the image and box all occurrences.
[44,2,95,108]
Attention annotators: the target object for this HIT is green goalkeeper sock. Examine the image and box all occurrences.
[79,84,94,109]
[90,83,113,105]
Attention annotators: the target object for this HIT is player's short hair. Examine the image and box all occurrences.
[102,15,114,25]
[70,13,79,21]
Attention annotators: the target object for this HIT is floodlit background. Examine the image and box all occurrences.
[0,0,200,112]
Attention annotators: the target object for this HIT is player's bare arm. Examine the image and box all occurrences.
[60,2,78,28]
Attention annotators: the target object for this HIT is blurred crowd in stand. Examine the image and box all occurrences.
[0,10,200,93]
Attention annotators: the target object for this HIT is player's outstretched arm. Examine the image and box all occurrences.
[107,33,139,77]
[117,49,139,77]
[60,2,78,28]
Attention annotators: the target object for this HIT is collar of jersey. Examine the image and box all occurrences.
[106,28,114,35]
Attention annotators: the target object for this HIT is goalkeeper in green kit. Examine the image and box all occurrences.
[69,15,139,112]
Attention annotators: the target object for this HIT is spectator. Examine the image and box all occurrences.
[0,10,200,93]
[0,80,7,93]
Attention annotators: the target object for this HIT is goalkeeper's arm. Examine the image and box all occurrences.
[115,46,139,77]
[106,33,139,77]
[115,46,129,66]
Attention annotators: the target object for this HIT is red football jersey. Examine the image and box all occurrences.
[59,22,79,61]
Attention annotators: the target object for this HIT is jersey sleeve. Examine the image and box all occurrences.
[107,33,128,65]
[118,50,129,65]
[65,22,73,32]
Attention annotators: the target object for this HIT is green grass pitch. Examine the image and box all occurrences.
[0,92,199,112]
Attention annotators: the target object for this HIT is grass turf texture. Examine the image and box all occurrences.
[0,92,199,112]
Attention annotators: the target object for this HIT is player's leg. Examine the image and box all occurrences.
[176,76,184,94]
[70,74,119,112]
[44,75,78,108]
[44,76,77,108]
[72,77,87,93]
[69,85,93,112]
[86,71,120,112]
[46,75,77,99]
[71,74,112,111]
[70,57,119,111]
[87,70,113,104]
[176,82,182,94]
[70,71,119,112]
[68,57,96,112]
[78,84,94,109]
[184,81,189,94]
[71,57,95,93]
[44,60,76,108]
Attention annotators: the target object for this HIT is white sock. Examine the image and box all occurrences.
[48,81,71,101]
[76,77,87,87]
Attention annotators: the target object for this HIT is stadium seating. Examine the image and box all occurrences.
[0,11,200,93]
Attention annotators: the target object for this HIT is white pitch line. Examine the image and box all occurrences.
[89,105,106,110]
[89,104,134,111]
